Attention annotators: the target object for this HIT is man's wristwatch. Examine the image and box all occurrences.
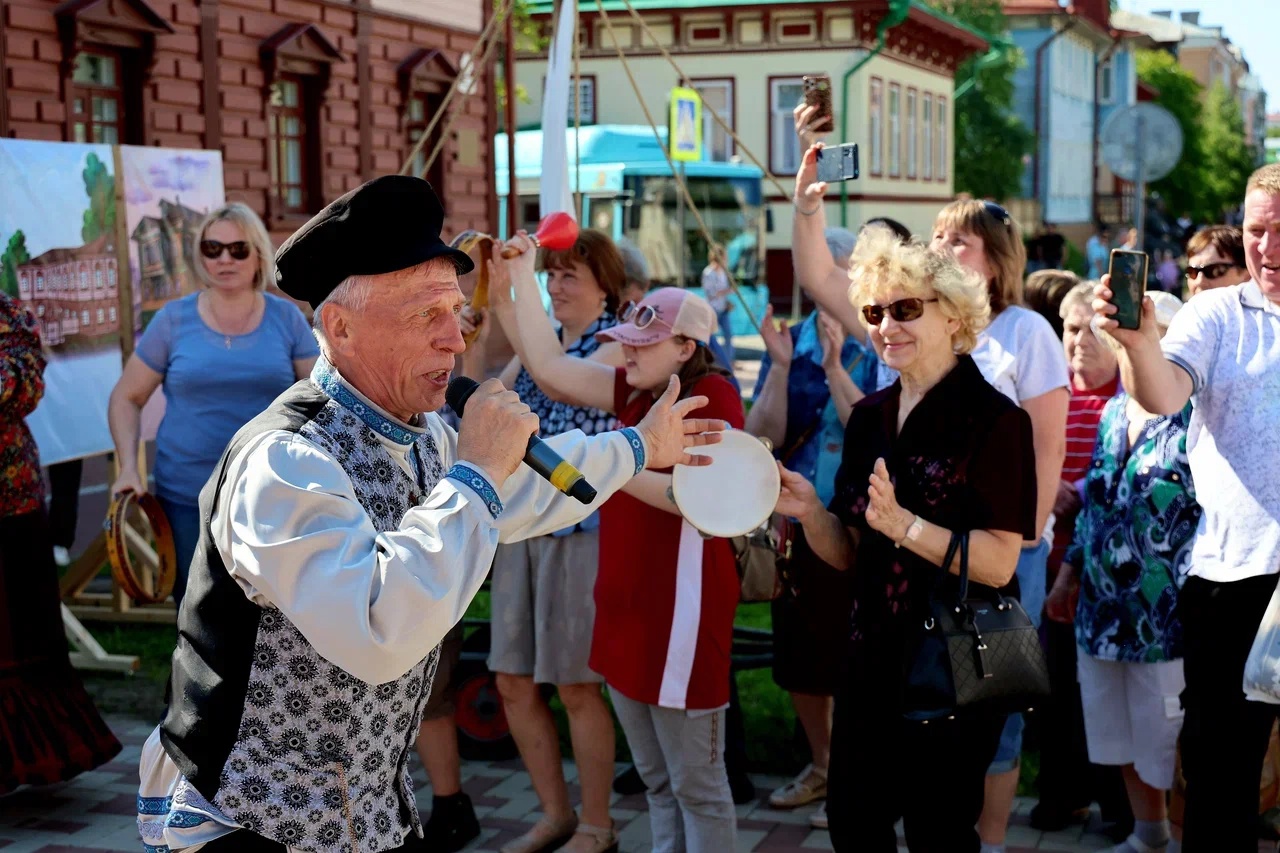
[895,515,924,549]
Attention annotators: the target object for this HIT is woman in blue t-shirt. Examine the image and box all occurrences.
[107,203,318,605]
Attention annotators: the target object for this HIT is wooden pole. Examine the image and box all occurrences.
[504,9,518,235]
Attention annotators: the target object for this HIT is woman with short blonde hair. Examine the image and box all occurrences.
[107,201,317,605]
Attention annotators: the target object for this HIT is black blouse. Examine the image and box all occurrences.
[831,355,1037,646]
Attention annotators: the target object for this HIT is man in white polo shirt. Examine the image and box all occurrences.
[1093,163,1280,852]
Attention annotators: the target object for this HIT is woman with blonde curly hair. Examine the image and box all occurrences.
[774,227,1038,852]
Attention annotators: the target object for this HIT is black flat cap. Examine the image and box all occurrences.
[274,175,475,309]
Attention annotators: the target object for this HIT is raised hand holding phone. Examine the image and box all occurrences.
[1106,249,1148,330]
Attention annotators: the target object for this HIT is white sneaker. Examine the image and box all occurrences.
[768,764,827,809]
[53,546,70,567]
[808,802,828,830]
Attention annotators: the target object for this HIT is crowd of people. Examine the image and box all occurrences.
[1,103,1278,853]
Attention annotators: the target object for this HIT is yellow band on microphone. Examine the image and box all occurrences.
[549,461,583,493]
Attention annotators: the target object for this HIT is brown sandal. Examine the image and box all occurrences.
[565,822,618,853]
[499,815,579,853]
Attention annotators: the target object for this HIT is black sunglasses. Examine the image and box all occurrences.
[861,297,938,326]
[1186,262,1236,281]
[982,201,1012,227]
[200,240,252,261]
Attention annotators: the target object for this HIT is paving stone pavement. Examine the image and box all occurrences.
[2,715,1273,853]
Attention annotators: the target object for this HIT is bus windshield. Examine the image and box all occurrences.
[623,174,764,287]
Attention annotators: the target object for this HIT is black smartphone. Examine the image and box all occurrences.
[802,75,834,134]
[1107,249,1148,331]
[815,143,859,183]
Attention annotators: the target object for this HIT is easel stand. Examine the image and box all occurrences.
[56,145,173,672]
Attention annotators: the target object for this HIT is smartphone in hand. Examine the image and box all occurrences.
[802,75,834,133]
[1107,249,1148,331]
[815,143,859,183]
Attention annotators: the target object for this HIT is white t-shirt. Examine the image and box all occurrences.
[1161,281,1280,583]
[970,305,1071,407]
[972,305,1070,541]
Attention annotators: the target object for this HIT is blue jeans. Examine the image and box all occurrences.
[157,496,200,608]
[989,539,1049,773]
[715,309,734,364]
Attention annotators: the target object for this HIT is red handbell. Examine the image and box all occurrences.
[500,211,579,258]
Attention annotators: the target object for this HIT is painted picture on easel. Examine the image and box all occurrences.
[0,139,123,465]
[120,146,225,330]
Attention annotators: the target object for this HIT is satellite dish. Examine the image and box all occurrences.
[1101,103,1183,183]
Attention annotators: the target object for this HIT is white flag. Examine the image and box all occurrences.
[539,0,577,220]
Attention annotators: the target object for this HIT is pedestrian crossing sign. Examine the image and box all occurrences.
[669,87,702,162]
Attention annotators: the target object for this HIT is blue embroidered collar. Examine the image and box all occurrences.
[311,357,425,448]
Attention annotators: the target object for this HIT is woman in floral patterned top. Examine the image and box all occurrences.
[0,292,120,793]
[1045,292,1199,853]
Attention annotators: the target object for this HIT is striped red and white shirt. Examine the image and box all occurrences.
[1052,373,1120,570]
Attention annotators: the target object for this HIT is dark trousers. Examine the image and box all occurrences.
[200,830,416,852]
[1180,574,1279,852]
[1037,620,1131,823]
[46,458,82,550]
[827,681,1004,852]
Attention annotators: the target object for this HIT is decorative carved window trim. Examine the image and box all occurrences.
[260,24,343,221]
[54,0,172,145]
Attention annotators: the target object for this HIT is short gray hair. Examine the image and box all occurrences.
[824,227,858,267]
[1058,281,1097,320]
[615,237,649,288]
[311,257,458,355]
[192,203,276,292]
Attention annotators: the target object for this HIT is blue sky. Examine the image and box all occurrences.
[0,140,111,258]
[1119,0,1278,111]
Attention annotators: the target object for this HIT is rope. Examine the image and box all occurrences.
[595,0,762,335]
[616,0,794,202]
[398,0,511,177]
[418,10,512,179]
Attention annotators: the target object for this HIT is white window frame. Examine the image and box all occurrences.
[888,83,901,177]
[769,77,805,174]
[1099,55,1115,105]
[869,77,883,176]
[937,96,948,181]
[922,93,933,179]
[906,89,917,179]
[693,78,734,162]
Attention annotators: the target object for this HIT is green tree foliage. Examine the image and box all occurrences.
[0,231,31,299]
[926,0,1033,200]
[81,152,116,244]
[1135,50,1206,219]
[1201,83,1256,218]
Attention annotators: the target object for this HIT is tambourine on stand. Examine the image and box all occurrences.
[104,489,178,604]
[449,212,580,345]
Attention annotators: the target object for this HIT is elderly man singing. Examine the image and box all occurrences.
[135,176,724,853]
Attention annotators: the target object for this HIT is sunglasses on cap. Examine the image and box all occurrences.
[200,240,252,261]
[982,201,1012,227]
[620,300,665,329]
[1186,262,1235,281]
[861,297,938,326]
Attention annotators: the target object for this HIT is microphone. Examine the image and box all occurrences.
[446,377,598,505]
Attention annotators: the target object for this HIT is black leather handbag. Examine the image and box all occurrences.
[902,531,1051,723]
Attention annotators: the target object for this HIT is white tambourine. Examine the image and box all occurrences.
[672,429,781,538]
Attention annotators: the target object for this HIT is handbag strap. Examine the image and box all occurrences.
[923,530,970,618]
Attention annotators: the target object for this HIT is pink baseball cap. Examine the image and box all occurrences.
[596,287,717,347]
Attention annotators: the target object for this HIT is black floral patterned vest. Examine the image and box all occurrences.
[161,364,446,853]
